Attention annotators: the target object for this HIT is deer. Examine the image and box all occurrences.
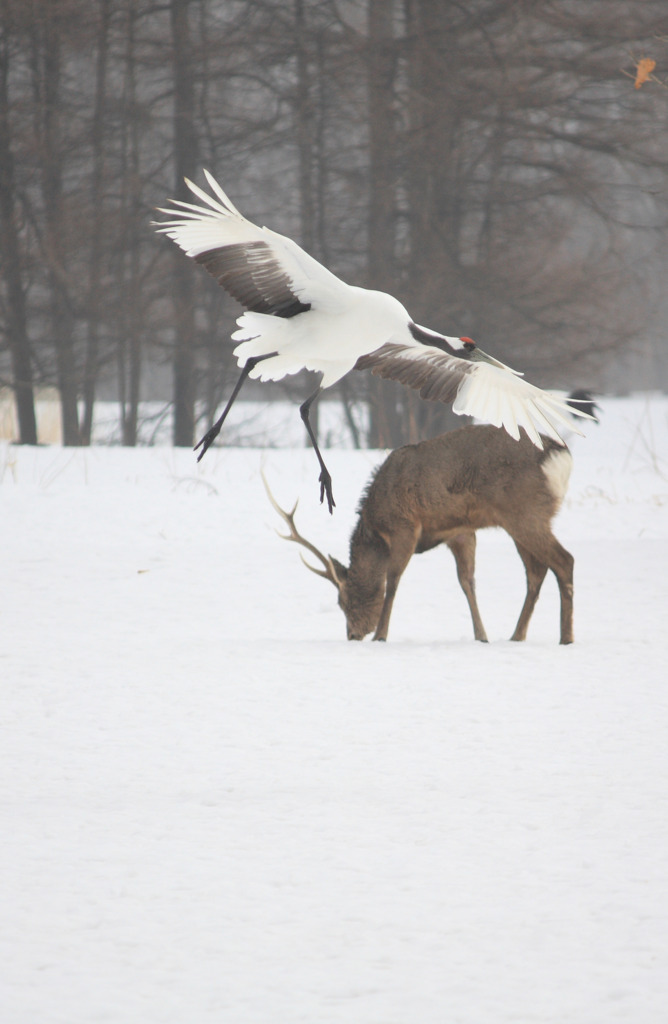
[263,422,579,644]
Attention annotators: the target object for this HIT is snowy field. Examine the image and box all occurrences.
[1,394,667,1024]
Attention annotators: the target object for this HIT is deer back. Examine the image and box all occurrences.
[356,424,570,551]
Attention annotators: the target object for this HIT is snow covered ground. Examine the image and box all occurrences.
[1,394,667,1024]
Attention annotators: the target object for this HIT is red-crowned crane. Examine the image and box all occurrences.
[155,171,591,513]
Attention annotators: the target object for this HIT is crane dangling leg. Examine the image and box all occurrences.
[194,353,276,462]
[300,387,335,514]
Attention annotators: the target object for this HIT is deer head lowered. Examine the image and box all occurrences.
[264,423,577,644]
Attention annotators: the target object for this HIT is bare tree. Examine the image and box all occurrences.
[30,0,80,444]
[169,0,198,446]
[366,0,403,448]
[80,0,111,445]
[0,0,37,443]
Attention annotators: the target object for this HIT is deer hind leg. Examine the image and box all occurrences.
[510,541,549,642]
[552,540,574,645]
[510,532,574,645]
[446,532,488,642]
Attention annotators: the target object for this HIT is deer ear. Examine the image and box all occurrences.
[330,557,348,581]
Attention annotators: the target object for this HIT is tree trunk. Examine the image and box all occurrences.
[293,0,320,443]
[81,0,111,445]
[118,0,142,446]
[0,6,37,444]
[32,3,80,444]
[170,0,197,447]
[366,0,404,448]
[401,0,465,439]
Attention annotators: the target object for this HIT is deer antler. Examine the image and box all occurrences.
[261,470,342,588]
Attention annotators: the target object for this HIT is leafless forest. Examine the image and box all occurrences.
[1,0,667,448]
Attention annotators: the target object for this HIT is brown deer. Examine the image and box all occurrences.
[264,423,576,643]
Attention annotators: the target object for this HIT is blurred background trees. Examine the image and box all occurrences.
[1,0,667,448]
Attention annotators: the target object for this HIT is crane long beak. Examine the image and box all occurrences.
[469,347,524,376]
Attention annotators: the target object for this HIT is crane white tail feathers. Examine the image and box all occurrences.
[232,313,307,383]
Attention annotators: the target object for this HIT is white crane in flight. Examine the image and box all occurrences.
[156,171,589,512]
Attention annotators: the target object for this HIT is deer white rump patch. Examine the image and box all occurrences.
[541,447,573,505]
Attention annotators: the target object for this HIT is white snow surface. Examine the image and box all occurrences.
[1,395,667,1024]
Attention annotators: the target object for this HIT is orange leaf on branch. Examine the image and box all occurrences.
[634,57,656,88]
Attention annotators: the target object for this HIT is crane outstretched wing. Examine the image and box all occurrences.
[154,170,349,317]
[356,342,585,448]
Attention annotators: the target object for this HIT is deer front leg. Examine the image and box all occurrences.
[372,534,415,641]
[372,573,400,642]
